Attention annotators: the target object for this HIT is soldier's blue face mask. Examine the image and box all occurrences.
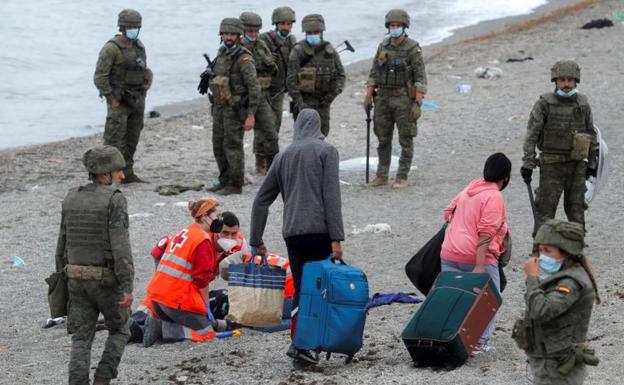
[538,254,563,274]
[556,88,577,98]
[221,41,238,49]
[306,34,321,45]
[125,28,140,40]
[277,30,290,40]
[243,34,256,44]
[389,27,404,38]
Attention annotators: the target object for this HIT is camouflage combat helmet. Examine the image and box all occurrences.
[219,17,244,35]
[551,60,581,83]
[301,14,325,33]
[118,9,142,28]
[385,9,410,28]
[272,6,296,24]
[240,12,262,31]
[82,145,126,175]
[534,219,585,256]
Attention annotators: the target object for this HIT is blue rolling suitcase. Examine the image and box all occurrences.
[294,257,369,362]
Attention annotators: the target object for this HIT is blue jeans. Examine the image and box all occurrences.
[440,259,500,345]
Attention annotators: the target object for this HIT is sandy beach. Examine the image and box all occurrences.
[1,0,623,384]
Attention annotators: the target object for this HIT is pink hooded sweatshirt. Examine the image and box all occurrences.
[440,178,510,266]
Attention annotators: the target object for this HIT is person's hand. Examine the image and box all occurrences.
[252,243,268,257]
[520,167,533,183]
[472,264,485,273]
[321,93,337,105]
[119,292,134,308]
[244,114,255,131]
[524,257,539,277]
[363,94,373,112]
[415,91,425,103]
[331,241,343,260]
[111,98,121,108]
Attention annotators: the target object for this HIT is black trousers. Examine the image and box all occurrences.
[284,233,332,322]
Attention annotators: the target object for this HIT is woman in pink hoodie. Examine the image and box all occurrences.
[441,152,511,354]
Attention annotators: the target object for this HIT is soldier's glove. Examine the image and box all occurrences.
[321,92,337,106]
[520,166,533,183]
[363,95,373,112]
[410,102,422,121]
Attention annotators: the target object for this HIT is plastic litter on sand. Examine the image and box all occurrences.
[475,66,503,79]
[13,256,25,267]
[456,84,472,95]
[339,156,402,172]
[351,223,392,235]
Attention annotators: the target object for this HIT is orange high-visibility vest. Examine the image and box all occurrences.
[146,223,211,315]
[245,253,294,299]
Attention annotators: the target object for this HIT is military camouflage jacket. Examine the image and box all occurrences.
[367,36,427,95]
[524,263,594,357]
[522,92,597,169]
[242,39,278,94]
[94,35,152,102]
[55,183,134,292]
[211,45,261,114]
[287,40,345,105]
[259,31,296,93]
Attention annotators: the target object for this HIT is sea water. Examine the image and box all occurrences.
[0,0,546,149]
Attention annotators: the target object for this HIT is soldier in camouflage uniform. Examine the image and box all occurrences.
[239,12,279,176]
[364,9,427,190]
[55,145,134,385]
[208,18,261,195]
[94,9,153,184]
[287,14,345,137]
[259,7,297,135]
[514,219,600,385]
[521,61,597,230]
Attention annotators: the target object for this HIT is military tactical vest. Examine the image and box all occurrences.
[107,36,147,93]
[296,41,338,96]
[374,37,420,90]
[246,40,276,91]
[210,46,253,105]
[62,183,117,267]
[539,93,590,155]
[527,264,595,357]
[260,31,296,91]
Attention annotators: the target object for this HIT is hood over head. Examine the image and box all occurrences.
[293,108,324,141]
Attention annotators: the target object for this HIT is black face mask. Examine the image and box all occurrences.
[500,176,510,191]
[209,217,224,233]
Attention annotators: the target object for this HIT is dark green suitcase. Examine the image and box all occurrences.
[402,271,502,368]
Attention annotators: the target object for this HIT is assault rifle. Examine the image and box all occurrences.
[198,53,215,102]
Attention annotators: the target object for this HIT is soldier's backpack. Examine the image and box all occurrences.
[294,256,369,363]
[402,271,502,369]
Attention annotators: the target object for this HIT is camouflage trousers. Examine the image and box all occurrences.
[67,279,130,385]
[373,94,418,180]
[294,96,332,137]
[212,105,245,188]
[253,95,279,157]
[529,357,587,385]
[103,98,145,177]
[267,90,285,134]
[535,161,586,229]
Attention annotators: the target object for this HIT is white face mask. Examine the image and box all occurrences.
[217,238,239,253]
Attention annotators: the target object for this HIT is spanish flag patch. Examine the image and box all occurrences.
[557,286,571,294]
[242,55,251,64]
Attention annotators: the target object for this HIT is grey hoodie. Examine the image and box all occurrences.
[250,109,344,245]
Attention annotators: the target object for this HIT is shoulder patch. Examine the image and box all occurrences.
[242,55,251,64]
[557,286,572,294]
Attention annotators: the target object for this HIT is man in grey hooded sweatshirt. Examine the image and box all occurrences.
[249,108,345,367]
